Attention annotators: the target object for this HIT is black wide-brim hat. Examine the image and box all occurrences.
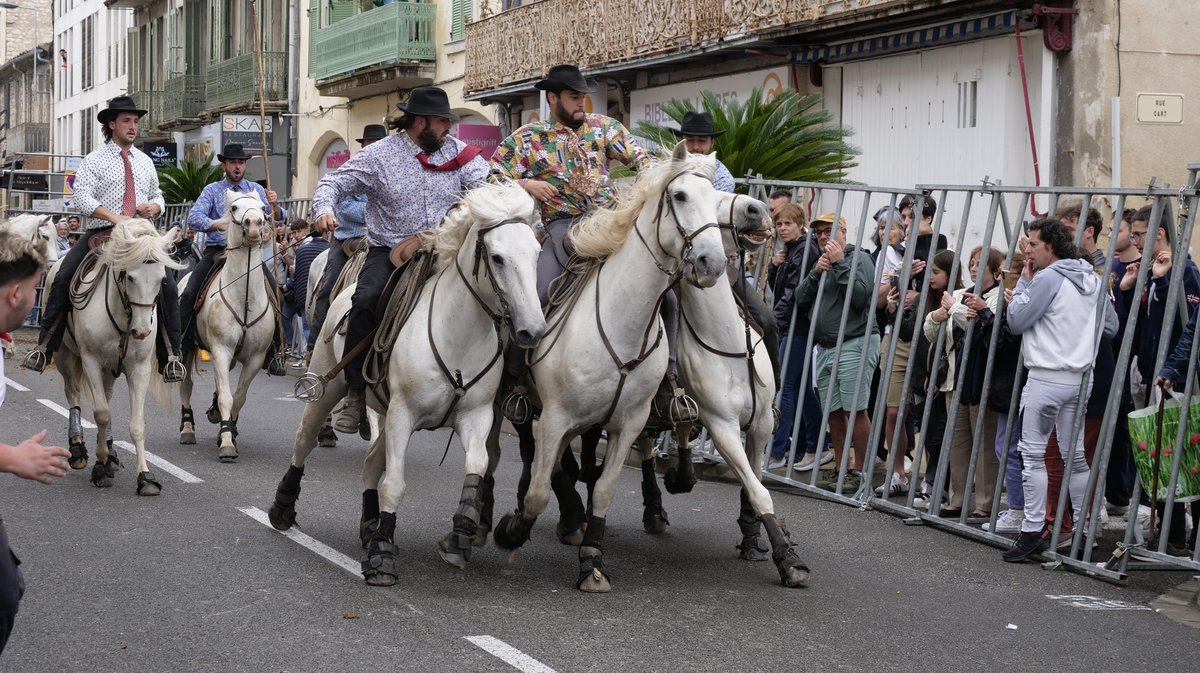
[673,111,724,138]
[356,124,388,144]
[534,64,598,93]
[395,87,460,122]
[97,95,148,123]
[217,143,253,162]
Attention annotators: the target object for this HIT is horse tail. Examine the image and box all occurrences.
[147,353,179,409]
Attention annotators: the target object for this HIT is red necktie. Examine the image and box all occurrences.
[416,145,484,172]
[121,149,136,216]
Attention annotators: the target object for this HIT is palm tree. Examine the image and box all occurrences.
[633,87,859,185]
[157,153,225,204]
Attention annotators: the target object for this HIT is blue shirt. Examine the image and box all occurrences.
[186,178,287,249]
[332,193,367,241]
[714,159,735,192]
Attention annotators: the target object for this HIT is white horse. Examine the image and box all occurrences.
[268,181,545,586]
[1,213,60,263]
[45,218,183,494]
[304,248,328,325]
[493,143,728,592]
[178,190,278,461]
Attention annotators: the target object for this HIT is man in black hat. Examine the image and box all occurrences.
[306,124,386,353]
[180,143,287,374]
[491,63,653,305]
[674,111,734,191]
[24,95,182,382]
[311,86,488,434]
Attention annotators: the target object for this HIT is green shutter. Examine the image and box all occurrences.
[329,0,356,24]
[451,0,471,41]
[127,26,141,91]
[308,0,320,78]
[210,0,225,64]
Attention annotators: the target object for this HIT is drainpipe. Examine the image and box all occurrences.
[287,0,299,196]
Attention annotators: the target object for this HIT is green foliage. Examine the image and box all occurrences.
[633,87,859,186]
[157,153,225,204]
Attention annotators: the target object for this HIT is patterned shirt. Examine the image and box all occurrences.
[311,132,488,248]
[186,178,286,249]
[332,194,367,241]
[713,159,735,192]
[490,113,654,222]
[73,142,165,230]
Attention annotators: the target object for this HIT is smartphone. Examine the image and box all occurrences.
[1001,269,1020,291]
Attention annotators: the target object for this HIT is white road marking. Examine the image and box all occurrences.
[238,506,362,578]
[273,396,301,402]
[4,377,29,392]
[1045,594,1151,611]
[111,440,204,484]
[465,636,559,673]
[36,399,203,483]
[37,398,96,428]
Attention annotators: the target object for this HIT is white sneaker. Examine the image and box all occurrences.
[981,509,1024,534]
[766,456,788,470]
[874,472,908,497]
[794,451,833,472]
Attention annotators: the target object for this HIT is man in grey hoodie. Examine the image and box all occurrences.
[1003,217,1116,562]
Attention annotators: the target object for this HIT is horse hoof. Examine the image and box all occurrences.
[642,506,669,535]
[363,572,397,587]
[68,442,88,470]
[180,430,196,445]
[206,407,220,425]
[106,453,121,474]
[136,471,162,496]
[268,503,296,531]
[577,568,611,593]
[778,552,810,588]
[494,512,534,551]
[317,428,337,448]
[471,523,491,548]
[557,522,584,546]
[736,535,771,562]
[359,518,379,550]
[218,445,238,462]
[362,540,399,586]
[663,467,696,494]
[90,461,114,488]
[437,537,470,570]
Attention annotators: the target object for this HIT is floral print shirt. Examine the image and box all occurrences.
[489,114,654,222]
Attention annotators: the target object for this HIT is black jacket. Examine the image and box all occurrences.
[768,233,822,338]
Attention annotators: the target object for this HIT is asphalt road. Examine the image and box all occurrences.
[0,344,1196,672]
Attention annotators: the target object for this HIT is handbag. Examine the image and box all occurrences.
[1126,389,1200,504]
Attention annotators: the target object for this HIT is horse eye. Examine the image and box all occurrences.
[673,191,687,203]
[490,254,504,266]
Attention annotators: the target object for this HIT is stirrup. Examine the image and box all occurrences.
[267,352,287,376]
[161,356,185,383]
[22,348,48,373]
[294,373,325,402]
[668,387,699,425]
[501,387,532,425]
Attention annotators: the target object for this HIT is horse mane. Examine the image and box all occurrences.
[99,218,184,272]
[569,152,716,259]
[1,213,52,259]
[428,181,535,269]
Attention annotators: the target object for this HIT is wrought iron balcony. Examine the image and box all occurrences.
[310,1,436,98]
[128,89,165,136]
[1,122,50,156]
[205,52,287,113]
[162,74,207,127]
[464,0,893,95]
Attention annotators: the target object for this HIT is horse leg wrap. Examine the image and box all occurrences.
[68,406,84,443]
[515,420,535,508]
[494,511,536,551]
[760,513,809,588]
[577,515,609,589]
[639,459,669,534]
[179,407,195,431]
[735,489,769,561]
[475,475,496,546]
[362,512,399,586]
[664,443,697,495]
[359,489,380,549]
[268,465,304,530]
[552,469,586,544]
[217,420,239,461]
[438,475,483,566]
[206,392,220,424]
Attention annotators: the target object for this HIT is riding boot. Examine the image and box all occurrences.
[336,388,366,435]
[263,320,287,376]
[24,232,98,371]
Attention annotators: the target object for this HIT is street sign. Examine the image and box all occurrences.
[142,140,179,167]
[9,172,49,192]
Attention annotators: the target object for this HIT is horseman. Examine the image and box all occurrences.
[180,143,289,375]
[311,86,489,434]
[25,96,182,382]
[306,124,385,354]
[675,111,735,192]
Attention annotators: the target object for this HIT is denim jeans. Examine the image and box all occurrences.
[995,412,1023,510]
[771,333,824,459]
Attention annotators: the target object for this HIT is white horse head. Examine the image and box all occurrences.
[98,218,184,340]
[571,141,727,288]
[219,190,267,248]
[430,181,546,348]
[1,213,57,262]
[716,193,772,256]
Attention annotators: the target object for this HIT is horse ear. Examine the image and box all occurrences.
[671,140,688,163]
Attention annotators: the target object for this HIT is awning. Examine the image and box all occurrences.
[796,11,1020,64]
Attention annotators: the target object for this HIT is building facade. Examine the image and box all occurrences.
[2,0,54,212]
[51,0,131,157]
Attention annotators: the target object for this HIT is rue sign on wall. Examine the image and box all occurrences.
[1136,93,1184,124]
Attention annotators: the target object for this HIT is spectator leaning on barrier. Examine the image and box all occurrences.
[1002,218,1104,562]
[794,212,880,493]
[1105,208,1140,515]
[53,220,71,254]
[767,203,825,471]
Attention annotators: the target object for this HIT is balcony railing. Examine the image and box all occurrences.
[310,1,436,81]
[206,51,287,112]
[163,74,207,126]
[464,0,891,94]
[1,123,50,155]
[129,89,165,135]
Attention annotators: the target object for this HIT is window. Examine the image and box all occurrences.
[450,0,471,41]
[81,13,94,90]
[957,80,977,129]
[80,107,94,154]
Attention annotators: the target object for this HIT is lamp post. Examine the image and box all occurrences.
[0,1,46,96]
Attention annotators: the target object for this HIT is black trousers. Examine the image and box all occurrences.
[0,517,24,656]
[180,246,282,357]
[344,246,396,391]
[40,228,181,360]
[307,241,353,350]
[729,277,780,384]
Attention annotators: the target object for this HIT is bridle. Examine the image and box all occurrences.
[630,171,722,285]
[215,194,273,354]
[70,253,162,378]
[223,194,266,251]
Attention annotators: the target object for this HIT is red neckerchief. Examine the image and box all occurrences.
[416,145,484,172]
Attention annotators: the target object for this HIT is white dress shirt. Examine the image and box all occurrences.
[73,141,165,230]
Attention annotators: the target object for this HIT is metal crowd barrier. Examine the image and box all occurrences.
[672,168,1200,583]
